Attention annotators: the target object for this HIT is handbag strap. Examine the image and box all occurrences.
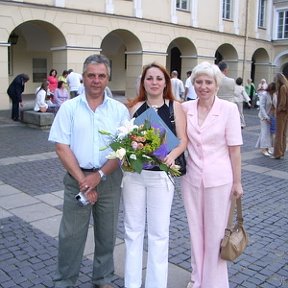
[168,100,174,120]
[168,100,177,135]
[226,197,244,230]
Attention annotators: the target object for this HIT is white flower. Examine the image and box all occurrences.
[142,155,152,160]
[117,118,138,139]
[106,148,126,160]
[130,154,137,160]
[116,148,126,160]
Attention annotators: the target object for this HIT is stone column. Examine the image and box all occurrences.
[0,43,10,110]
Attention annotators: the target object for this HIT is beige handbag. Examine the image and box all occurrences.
[220,197,249,261]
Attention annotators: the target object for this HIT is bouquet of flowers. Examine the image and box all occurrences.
[100,118,181,176]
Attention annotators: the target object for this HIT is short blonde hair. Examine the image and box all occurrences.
[191,62,224,88]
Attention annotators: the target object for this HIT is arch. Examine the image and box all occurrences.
[8,20,67,93]
[215,43,238,62]
[251,48,271,85]
[215,43,238,78]
[166,37,197,80]
[101,29,142,98]
[273,50,288,77]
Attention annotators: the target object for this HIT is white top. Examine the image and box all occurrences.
[234,85,250,103]
[171,78,185,101]
[185,78,197,100]
[66,72,82,92]
[34,88,48,111]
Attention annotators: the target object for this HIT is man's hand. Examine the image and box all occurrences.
[79,172,101,193]
[85,188,98,205]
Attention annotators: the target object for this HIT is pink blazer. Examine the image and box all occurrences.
[182,97,242,188]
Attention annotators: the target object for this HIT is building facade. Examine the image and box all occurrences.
[0,0,287,110]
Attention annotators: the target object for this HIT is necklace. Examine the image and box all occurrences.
[146,98,165,112]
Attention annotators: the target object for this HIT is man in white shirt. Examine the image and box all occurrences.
[170,70,185,101]
[49,54,129,288]
[184,70,198,101]
[66,69,82,98]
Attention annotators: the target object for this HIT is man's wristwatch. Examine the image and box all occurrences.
[98,169,106,181]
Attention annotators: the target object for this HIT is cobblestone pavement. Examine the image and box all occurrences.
[0,107,287,288]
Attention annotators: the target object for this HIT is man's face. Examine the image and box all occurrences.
[83,63,109,98]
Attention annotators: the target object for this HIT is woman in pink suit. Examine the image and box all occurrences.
[181,62,244,288]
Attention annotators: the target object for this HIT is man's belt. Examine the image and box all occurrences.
[80,167,99,172]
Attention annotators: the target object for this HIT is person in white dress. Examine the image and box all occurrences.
[255,82,276,156]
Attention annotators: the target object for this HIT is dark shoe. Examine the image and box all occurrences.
[269,155,281,159]
[93,284,114,288]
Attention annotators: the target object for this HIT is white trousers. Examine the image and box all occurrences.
[122,170,174,288]
[181,181,232,288]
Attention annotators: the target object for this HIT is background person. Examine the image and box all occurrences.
[269,87,278,155]
[66,68,82,98]
[7,73,29,121]
[181,62,243,288]
[58,70,69,90]
[245,78,256,108]
[234,77,251,128]
[170,70,185,101]
[47,69,58,100]
[272,73,288,159]
[123,62,187,288]
[53,80,70,108]
[255,82,276,156]
[256,78,268,109]
[185,70,197,101]
[34,80,57,113]
[49,54,130,288]
[217,61,236,103]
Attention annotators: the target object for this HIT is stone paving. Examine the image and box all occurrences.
[0,107,287,288]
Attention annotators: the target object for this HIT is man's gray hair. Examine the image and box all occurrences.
[83,54,111,77]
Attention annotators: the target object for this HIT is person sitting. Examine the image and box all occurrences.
[34,80,57,113]
[54,80,70,108]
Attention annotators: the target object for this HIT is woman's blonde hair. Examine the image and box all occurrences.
[191,62,224,87]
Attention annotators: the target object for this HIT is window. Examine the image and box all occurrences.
[176,0,189,11]
[258,0,266,27]
[222,0,232,20]
[277,10,288,39]
[32,58,47,83]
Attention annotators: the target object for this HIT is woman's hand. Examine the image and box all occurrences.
[163,155,175,167]
[231,183,243,199]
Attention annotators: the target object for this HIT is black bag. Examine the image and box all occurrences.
[168,101,186,176]
[174,152,186,176]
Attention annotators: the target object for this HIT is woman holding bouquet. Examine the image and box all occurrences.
[181,62,243,288]
[123,63,187,288]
